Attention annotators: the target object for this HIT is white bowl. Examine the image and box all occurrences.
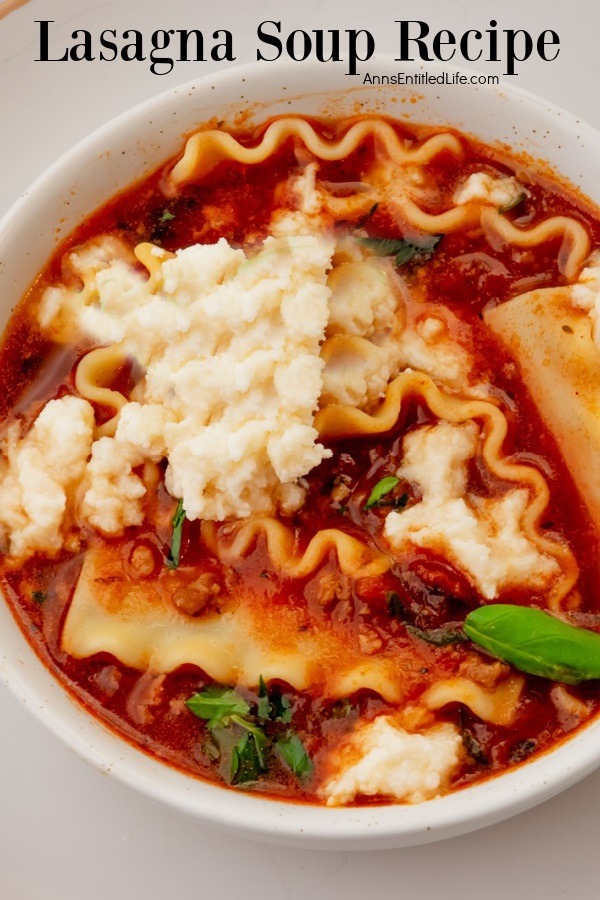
[1,58,600,850]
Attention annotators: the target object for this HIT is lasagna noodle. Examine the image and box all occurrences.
[169,118,473,236]
[316,370,577,609]
[62,551,524,728]
[201,517,391,578]
[480,208,590,280]
[133,241,175,290]
[423,676,525,727]
[75,345,129,438]
[169,118,590,270]
[168,117,464,185]
[485,285,600,531]
[62,550,405,701]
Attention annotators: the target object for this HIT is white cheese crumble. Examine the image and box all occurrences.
[321,257,472,410]
[321,256,404,409]
[81,403,167,533]
[384,421,559,599]
[320,716,462,806]
[41,235,334,524]
[453,172,527,209]
[398,320,471,391]
[571,250,600,345]
[0,397,94,557]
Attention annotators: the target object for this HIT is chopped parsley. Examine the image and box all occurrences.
[159,209,176,223]
[357,234,442,266]
[31,591,47,605]
[166,499,185,569]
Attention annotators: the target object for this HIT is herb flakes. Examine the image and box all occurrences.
[365,475,400,509]
[166,499,186,569]
[358,234,442,266]
[185,685,250,728]
[406,623,468,646]
[275,732,313,779]
[186,677,306,787]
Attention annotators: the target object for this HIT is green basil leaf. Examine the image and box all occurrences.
[166,499,186,569]
[498,193,526,214]
[357,237,408,257]
[185,686,251,728]
[230,731,263,784]
[357,234,441,266]
[407,623,468,646]
[394,235,441,265]
[257,675,271,720]
[371,493,408,510]
[229,715,269,771]
[365,475,400,509]
[256,676,292,723]
[273,693,293,723]
[464,604,600,684]
[275,732,313,778]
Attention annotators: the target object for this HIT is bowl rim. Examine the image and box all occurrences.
[2,55,600,849]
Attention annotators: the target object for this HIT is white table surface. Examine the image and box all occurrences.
[1,0,599,896]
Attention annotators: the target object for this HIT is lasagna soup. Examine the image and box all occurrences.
[3,115,600,806]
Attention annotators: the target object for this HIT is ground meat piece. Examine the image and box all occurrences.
[459,653,511,689]
[171,572,221,617]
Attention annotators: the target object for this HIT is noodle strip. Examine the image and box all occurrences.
[75,345,129,438]
[316,370,578,608]
[202,517,391,579]
[169,118,463,185]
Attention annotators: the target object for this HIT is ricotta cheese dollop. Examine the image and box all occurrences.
[41,235,334,524]
[384,420,559,599]
[0,396,94,557]
[320,716,463,806]
[453,171,527,209]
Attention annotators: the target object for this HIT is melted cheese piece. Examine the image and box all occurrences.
[63,549,416,701]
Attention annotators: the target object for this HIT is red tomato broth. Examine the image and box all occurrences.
[2,116,600,805]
